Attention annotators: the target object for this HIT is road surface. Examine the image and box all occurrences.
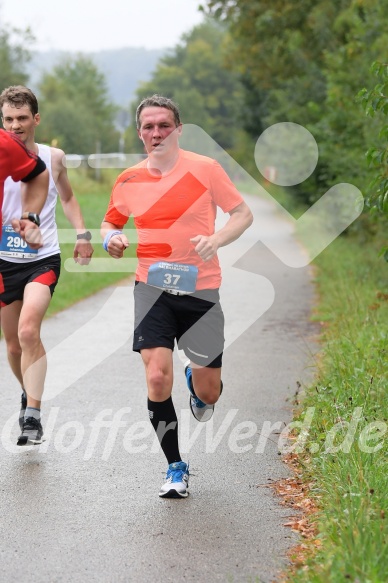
[0,193,319,583]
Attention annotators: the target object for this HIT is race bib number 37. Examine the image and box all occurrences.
[0,225,38,258]
[147,262,198,293]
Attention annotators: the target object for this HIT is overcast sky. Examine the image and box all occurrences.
[0,0,205,52]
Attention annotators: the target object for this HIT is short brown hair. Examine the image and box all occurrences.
[136,94,180,129]
[0,85,39,116]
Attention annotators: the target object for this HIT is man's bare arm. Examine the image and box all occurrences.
[21,168,49,214]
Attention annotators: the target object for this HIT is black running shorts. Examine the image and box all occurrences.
[0,254,61,306]
[133,281,224,368]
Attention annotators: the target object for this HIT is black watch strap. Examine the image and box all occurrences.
[77,231,92,241]
[20,212,41,226]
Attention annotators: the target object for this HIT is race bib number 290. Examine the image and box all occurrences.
[0,225,38,258]
[147,262,198,293]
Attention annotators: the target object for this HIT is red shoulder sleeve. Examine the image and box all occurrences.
[0,130,39,182]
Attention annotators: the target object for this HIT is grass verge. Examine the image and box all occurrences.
[280,228,387,583]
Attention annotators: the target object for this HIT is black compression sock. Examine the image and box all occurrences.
[148,397,181,465]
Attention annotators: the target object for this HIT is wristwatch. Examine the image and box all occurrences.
[77,231,92,241]
[20,212,41,227]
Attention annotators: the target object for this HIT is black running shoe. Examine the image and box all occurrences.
[19,392,27,431]
[17,417,44,446]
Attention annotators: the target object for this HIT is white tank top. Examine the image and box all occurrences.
[1,144,60,262]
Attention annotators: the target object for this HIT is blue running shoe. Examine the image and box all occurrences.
[159,461,189,498]
[185,364,215,423]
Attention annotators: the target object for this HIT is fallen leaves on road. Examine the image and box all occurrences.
[264,452,322,581]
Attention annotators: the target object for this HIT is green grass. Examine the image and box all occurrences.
[46,167,136,317]
[284,228,388,583]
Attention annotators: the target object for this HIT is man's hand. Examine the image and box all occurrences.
[11,218,43,249]
[73,240,94,265]
[108,234,129,258]
[190,234,219,262]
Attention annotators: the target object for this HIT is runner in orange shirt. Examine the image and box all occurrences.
[101,95,253,498]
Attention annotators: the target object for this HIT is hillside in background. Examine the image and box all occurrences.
[28,47,167,107]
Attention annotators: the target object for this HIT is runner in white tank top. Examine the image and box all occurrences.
[0,85,94,446]
[2,144,60,261]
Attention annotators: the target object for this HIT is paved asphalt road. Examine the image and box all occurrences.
[0,193,319,583]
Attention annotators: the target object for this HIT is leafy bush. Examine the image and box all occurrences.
[356,61,388,260]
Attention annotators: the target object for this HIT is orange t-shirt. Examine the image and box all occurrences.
[104,149,244,289]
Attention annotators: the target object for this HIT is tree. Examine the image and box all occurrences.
[202,0,331,126]
[37,55,120,154]
[357,61,388,232]
[202,0,388,205]
[124,19,244,153]
[312,2,388,195]
[0,22,34,88]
